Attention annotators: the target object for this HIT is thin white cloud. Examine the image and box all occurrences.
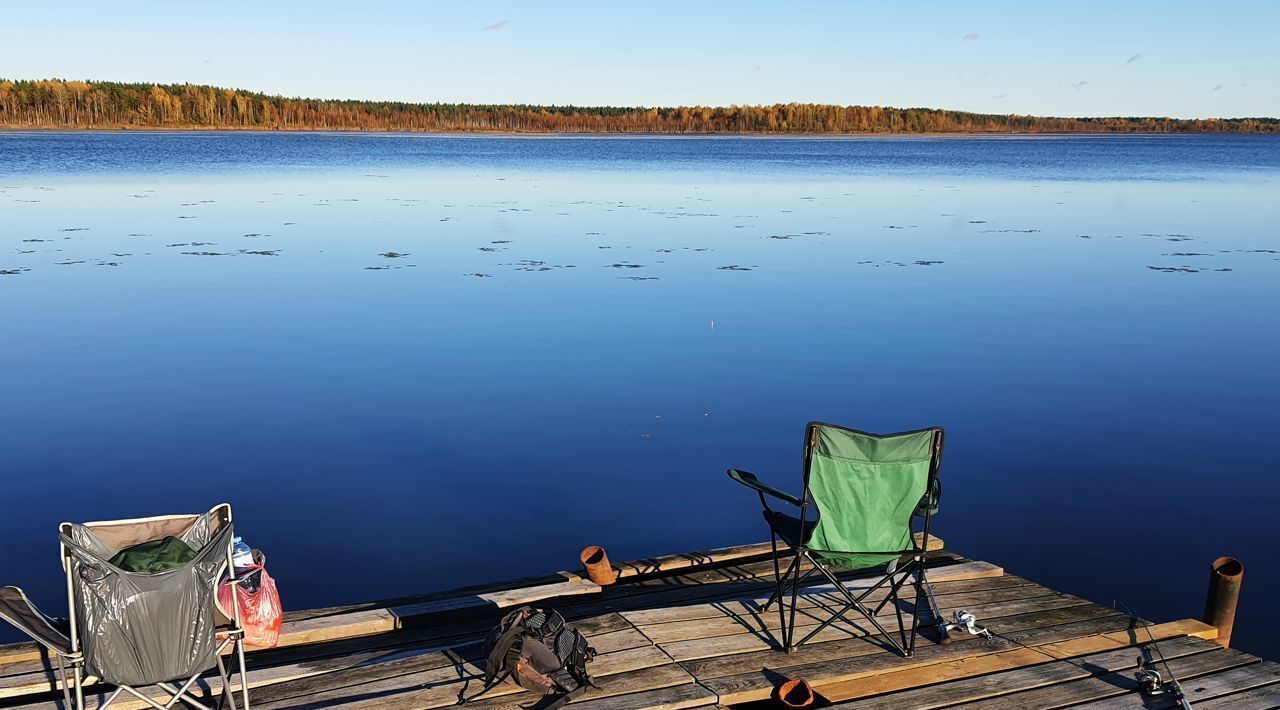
[963,32,981,40]
[482,19,511,31]
[1126,53,1145,64]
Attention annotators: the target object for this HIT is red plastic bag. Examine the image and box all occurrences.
[218,564,283,648]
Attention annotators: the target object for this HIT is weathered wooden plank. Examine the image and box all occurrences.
[815,618,1216,703]
[641,583,1068,645]
[277,579,602,649]
[1034,618,1218,658]
[1066,660,1280,709]
[283,567,589,623]
[827,635,1215,708]
[600,553,965,602]
[558,552,971,627]
[387,579,603,623]
[624,566,1019,629]
[336,662,694,710]
[662,592,1091,664]
[958,647,1257,709]
[0,607,645,703]
[238,617,656,710]
[814,614,1146,701]
[58,643,678,710]
[568,682,717,710]
[609,543,777,581]
[1195,678,1280,708]
[9,612,643,710]
[680,601,1111,685]
[275,607,399,647]
[699,612,1209,705]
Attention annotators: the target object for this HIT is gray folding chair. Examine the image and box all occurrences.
[2,504,252,709]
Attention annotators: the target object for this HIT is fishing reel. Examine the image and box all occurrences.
[941,610,992,643]
[1135,657,1166,695]
[1136,657,1192,709]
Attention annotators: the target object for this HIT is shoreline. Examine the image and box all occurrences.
[2,125,1274,139]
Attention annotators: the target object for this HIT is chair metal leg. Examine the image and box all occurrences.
[56,655,72,710]
[160,672,213,710]
[99,686,128,709]
[890,583,909,653]
[784,548,804,652]
[763,540,798,612]
[792,557,910,656]
[869,558,916,615]
[235,636,251,710]
[72,657,84,710]
[216,653,238,710]
[909,555,928,656]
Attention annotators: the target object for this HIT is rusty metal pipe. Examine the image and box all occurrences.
[1202,556,1244,648]
[580,546,618,586]
[777,679,816,709]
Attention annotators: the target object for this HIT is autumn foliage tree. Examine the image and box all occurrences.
[1,79,1275,134]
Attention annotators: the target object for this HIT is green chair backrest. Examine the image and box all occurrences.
[806,423,938,570]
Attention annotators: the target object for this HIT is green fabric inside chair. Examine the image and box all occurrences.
[108,536,198,574]
[805,425,933,569]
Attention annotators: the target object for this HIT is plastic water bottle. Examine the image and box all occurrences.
[231,536,254,571]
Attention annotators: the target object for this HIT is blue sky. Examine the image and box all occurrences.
[3,1,1276,118]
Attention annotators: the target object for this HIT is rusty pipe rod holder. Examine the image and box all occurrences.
[580,546,618,586]
[777,679,816,709]
[1202,556,1243,648]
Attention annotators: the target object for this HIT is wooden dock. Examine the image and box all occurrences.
[1,536,1275,709]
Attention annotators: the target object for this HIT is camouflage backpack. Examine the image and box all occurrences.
[460,606,596,709]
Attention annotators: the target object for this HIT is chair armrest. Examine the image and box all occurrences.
[0,586,73,657]
[727,469,803,507]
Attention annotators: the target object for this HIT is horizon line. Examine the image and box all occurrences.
[5,77,1276,123]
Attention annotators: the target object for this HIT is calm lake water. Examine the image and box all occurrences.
[2,132,1277,654]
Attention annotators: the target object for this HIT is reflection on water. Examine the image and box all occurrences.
[1,132,1278,654]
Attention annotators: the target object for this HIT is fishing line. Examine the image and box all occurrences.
[1113,598,1192,709]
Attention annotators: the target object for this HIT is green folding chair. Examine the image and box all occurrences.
[728,421,942,655]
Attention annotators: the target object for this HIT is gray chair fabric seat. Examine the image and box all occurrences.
[0,586,72,655]
[762,509,818,549]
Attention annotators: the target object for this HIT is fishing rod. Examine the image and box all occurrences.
[920,582,1189,707]
[1115,599,1193,709]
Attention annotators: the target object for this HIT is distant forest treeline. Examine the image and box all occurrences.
[2,79,1277,134]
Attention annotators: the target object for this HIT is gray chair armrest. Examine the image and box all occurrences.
[727,469,803,507]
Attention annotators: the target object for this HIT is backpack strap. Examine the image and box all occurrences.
[524,683,589,710]
[456,668,514,706]
[484,607,533,683]
[458,607,534,705]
